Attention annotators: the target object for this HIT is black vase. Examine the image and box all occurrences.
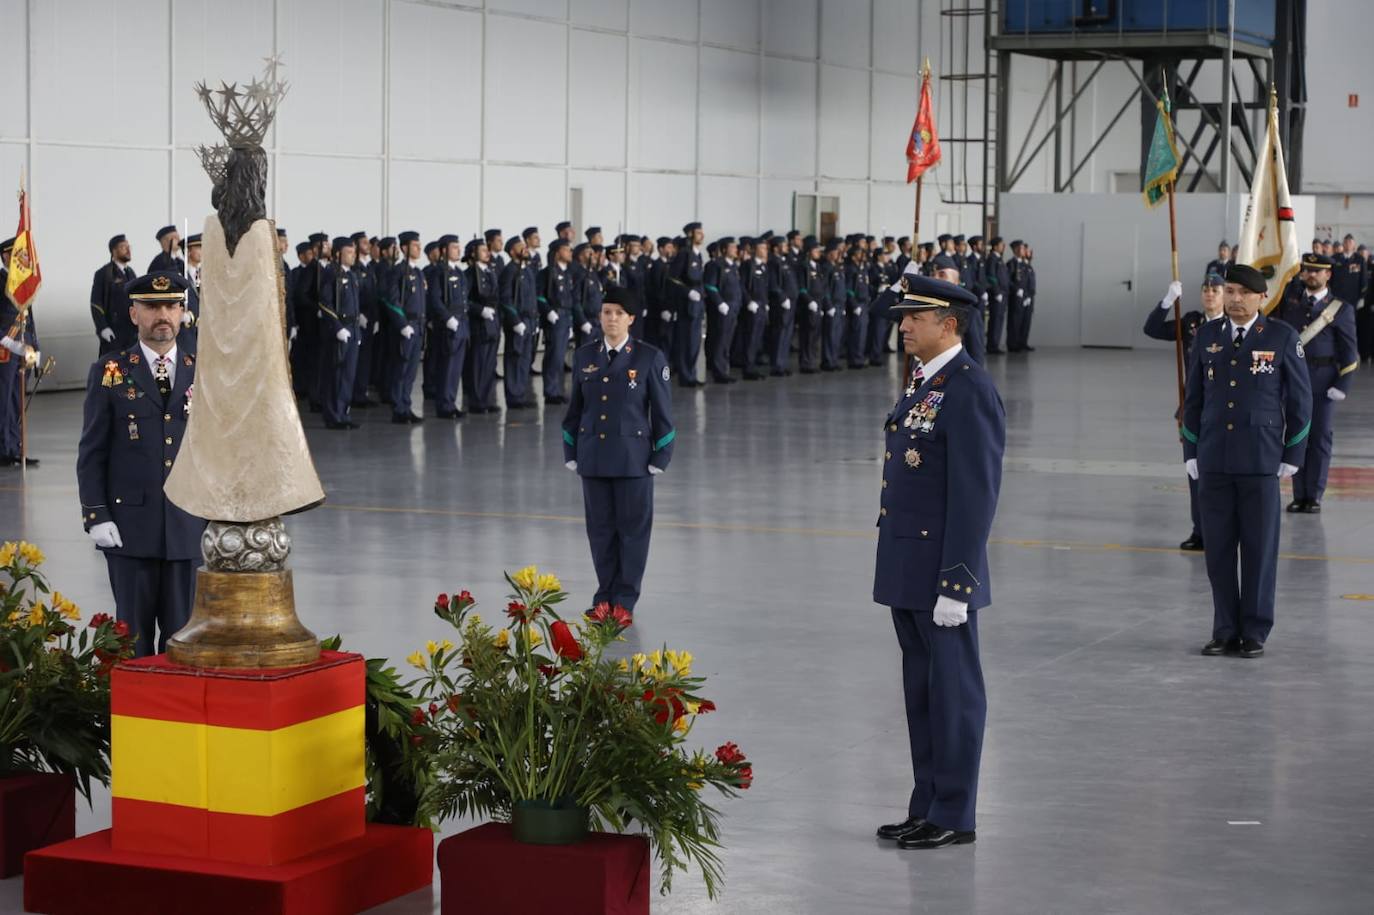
[510,798,588,845]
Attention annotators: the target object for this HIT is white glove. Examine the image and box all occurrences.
[747,301,759,314]
[660,310,673,322]
[933,594,969,627]
[481,307,495,321]
[688,289,701,302]
[180,311,194,326]
[289,326,298,342]
[854,307,863,317]
[1278,463,1299,479]
[902,260,921,278]
[981,293,989,303]
[445,316,460,332]
[580,321,592,335]
[89,522,122,550]
[1162,280,1183,308]
[547,310,560,324]
[648,465,664,475]
[1184,458,1198,480]
[808,301,819,312]
[565,460,577,471]
[996,294,1003,303]
[780,298,791,310]
[0,336,22,355]
[1025,297,1033,307]
[100,327,116,342]
[1015,289,1024,299]
[717,302,729,315]
[400,325,415,339]
[335,328,351,342]
[1327,387,1346,402]
[825,308,836,317]
[359,313,369,329]
[514,321,527,335]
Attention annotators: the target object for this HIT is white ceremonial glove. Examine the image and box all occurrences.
[289,326,298,342]
[180,311,194,327]
[1025,297,1033,307]
[825,308,836,317]
[1015,289,1024,299]
[445,316,460,332]
[903,260,921,278]
[88,522,122,550]
[0,336,23,356]
[358,313,369,329]
[780,298,791,310]
[481,307,495,321]
[746,301,759,314]
[1327,387,1346,402]
[400,325,415,339]
[996,293,1003,303]
[808,301,819,313]
[100,327,116,342]
[933,594,969,628]
[660,310,673,322]
[688,289,702,302]
[648,465,664,475]
[547,310,560,324]
[1162,280,1183,308]
[1184,458,1198,480]
[1278,463,1299,479]
[717,302,729,315]
[889,279,905,294]
[565,460,578,471]
[580,321,592,335]
[854,307,863,317]
[981,292,989,304]
[514,321,527,335]
[336,328,351,342]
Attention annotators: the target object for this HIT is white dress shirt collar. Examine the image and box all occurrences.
[919,342,964,380]
[140,341,178,387]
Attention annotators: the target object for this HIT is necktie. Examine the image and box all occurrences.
[1306,295,1317,313]
[1233,326,1245,348]
[154,356,172,401]
[905,361,925,395]
[607,347,618,364]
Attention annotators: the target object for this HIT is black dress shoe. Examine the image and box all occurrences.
[344,421,361,429]
[897,823,975,850]
[1286,499,1305,513]
[1201,638,1239,656]
[986,347,1005,355]
[544,396,566,405]
[1238,638,1264,659]
[1179,534,1204,551]
[390,414,412,425]
[875,816,927,841]
[743,372,764,381]
[1301,500,1321,514]
[324,421,350,430]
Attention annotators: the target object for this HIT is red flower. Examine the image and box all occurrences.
[446,694,463,714]
[409,734,424,747]
[538,664,559,679]
[89,612,112,629]
[506,601,531,621]
[697,700,716,715]
[645,687,687,725]
[550,621,583,661]
[428,702,440,719]
[737,766,753,789]
[715,742,746,766]
[113,620,131,639]
[587,601,612,622]
[409,707,426,727]
[611,605,633,629]
[457,590,474,608]
[436,593,450,610]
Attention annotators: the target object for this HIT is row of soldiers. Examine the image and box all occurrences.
[81,222,1039,429]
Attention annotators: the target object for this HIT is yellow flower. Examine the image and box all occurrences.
[493,629,510,650]
[27,603,47,626]
[686,700,700,715]
[469,613,483,627]
[535,572,561,593]
[52,592,81,621]
[511,565,538,591]
[616,658,629,672]
[407,650,427,670]
[441,639,454,652]
[6,609,24,626]
[525,626,543,648]
[0,542,15,567]
[665,650,693,677]
[631,652,646,671]
[425,639,454,656]
[17,542,44,567]
[673,715,690,735]
[426,639,439,655]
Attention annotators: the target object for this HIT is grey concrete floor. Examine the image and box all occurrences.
[4,347,1374,915]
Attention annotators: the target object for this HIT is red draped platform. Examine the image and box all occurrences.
[0,773,74,879]
[437,823,650,915]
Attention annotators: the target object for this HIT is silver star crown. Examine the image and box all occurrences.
[195,54,289,149]
[196,144,231,184]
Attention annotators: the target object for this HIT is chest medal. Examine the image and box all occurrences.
[903,391,944,434]
[627,369,638,390]
[1250,351,1276,375]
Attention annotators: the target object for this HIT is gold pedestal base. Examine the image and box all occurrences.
[166,569,320,668]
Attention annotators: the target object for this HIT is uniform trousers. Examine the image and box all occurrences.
[890,606,986,833]
[1292,365,1337,503]
[845,310,869,368]
[434,329,468,415]
[466,330,500,412]
[389,328,422,417]
[581,475,654,613]
[705,307,738,381]
[0,358,21,458]
[768,308,795,374]
[986,295,1007,351]
[323,334,359,426]
[797,309,821,372]
[1199,472,1279,643]
[821,311,843,369]
[352,324,375,403]
[105,554,197,657]
[673,302,704,385]
[541,318,570,399]
[503,328,534,406]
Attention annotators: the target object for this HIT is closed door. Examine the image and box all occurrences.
[1079,222,1139,347]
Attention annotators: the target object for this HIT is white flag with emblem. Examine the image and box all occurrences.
[1235,90,1299,315]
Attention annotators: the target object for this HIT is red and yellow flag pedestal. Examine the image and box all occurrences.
[23,652,434,915]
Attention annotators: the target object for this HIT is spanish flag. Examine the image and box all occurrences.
[4,179,41,308]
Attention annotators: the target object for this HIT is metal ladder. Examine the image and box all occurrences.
[937,0,1000,236]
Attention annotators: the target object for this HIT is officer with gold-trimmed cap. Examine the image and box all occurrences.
[874,275,1005,851]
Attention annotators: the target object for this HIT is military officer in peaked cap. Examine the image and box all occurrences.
[91,235,138,355]
[874,275,1004,851]
[148,225,184,275]
[1273,253,1359,513]
[562,285,675,618]
[386,231,427,424]
[319,236,362,429]
[1182,264,1312,658]
[76,271,206,656]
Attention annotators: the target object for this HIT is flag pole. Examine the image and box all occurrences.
[1166,180,1185,424]
[14,170,27,476]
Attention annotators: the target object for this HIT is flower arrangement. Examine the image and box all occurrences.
[410,566,752,897]
[0,541,135,799]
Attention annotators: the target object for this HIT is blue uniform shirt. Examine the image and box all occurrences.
[873,348,1005,612]
[562,338,675,478]
[1182,315,1312,474]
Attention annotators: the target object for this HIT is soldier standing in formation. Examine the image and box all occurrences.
[0,235,41,467]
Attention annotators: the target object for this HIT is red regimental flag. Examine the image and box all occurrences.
[905,67,941,183]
